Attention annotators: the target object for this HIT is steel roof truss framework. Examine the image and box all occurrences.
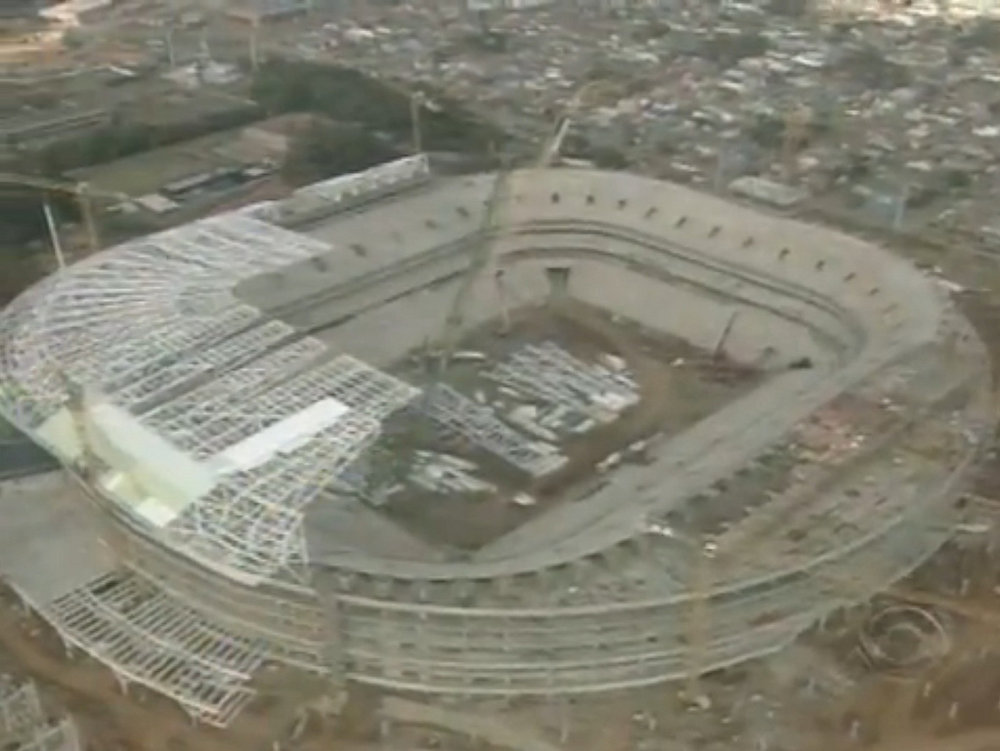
[149,354,418,461]
[0,215,332,428]
[140,338,328,437]
[116,321,295,411]
[418,383,567,477]
[46,572,263,727]
[95,305,263,392]
[170,411,382,579]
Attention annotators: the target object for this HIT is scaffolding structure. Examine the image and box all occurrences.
[0,160,993,721]
[0,215,332,428]
[45,572,264,727]
[0,680,80,751]
[149,354,419,581]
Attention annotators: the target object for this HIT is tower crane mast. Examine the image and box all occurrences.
[0,173,125,258]
[436,99,582,370]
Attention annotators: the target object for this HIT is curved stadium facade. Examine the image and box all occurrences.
[0,155,992,727]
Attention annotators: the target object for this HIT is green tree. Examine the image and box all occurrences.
[591,146,628,170]
[282,122,400,186]
[251,59,504,154]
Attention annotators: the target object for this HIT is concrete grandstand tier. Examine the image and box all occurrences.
[0,156,993,718]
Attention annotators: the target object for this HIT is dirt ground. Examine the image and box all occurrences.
[5,231,1000,751]
[381,298,760,550]
[0,583,387,751]
[766,265,1000,751]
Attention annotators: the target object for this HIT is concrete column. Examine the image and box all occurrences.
[545,266,572,303]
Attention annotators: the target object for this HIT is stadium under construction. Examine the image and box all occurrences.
[0,154,993,727]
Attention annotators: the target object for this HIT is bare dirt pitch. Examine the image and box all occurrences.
[378,299,762,550]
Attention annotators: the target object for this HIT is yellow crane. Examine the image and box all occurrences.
[1,176,125,478]
[0,173,126,260]
[781,104,812,181]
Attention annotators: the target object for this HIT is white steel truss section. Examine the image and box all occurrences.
[417,384,567,477]
[159,215,330,277]
[3,293,253,420]
[46,572,264,727]
[10,718,80,751]
[0,212,332,429]
[0,681,80,751]
[93,305,263,391]
[39,250,199,314]
[33,249,222,349]
[140,338,328,448]
[151,355,415,461]
[157,357,345,460]
[170,496,307,580]
[283,355,421,421]
[0,680,44,739]
[115,320,294,411]
[169,411,382,578]
[0,277,82,424]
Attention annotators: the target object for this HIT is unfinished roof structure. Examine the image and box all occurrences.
[0,155,993,725]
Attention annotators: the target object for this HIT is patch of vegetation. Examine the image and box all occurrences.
[956,19,1000,50]
[590,145,629,170]
[22,103,262,175]
[251,58,505,154]
[768,0,808,17]
[0,188,76,303]
[744,112,786,150]
[283,121,402,186]
[0,188,74,247]
[700,31,770,67]
[632,20,671,42]
[560,133,629,169]
[0,254,46,305]
[839,45,911,91]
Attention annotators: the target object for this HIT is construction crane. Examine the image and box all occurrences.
[0,173,126,259]
[57,371,96,479]
[370,79,443,155]
[781,104,812,181]
[436,80,610,370]
[436,118,571,370]
[682,537,717,703]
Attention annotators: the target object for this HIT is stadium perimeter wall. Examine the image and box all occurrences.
[0,164,994,698]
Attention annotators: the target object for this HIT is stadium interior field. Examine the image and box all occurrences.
[0,155,992,724]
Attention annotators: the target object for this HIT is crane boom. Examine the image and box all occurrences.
[437,114,574,369]
[0,173,125,254]
[438,168,513,369]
